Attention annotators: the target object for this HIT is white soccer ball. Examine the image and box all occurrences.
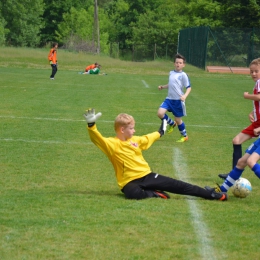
[231,177,252,198]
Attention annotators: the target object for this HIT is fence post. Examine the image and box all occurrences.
[154,43,156,60]
[203,26,209,70]
[117,42,119,59]
[250,28,255,66]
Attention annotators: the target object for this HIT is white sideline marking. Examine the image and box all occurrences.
[1,138,92,146]
[0,115,242,129]
[142,80,149,88]
[172,147,217,260]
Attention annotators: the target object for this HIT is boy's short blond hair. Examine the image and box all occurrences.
[114,113,135,131]
[250,58,260,67]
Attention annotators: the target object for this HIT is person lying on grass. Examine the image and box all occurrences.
[84,62,99,73]
[84,108,227,201]
[82,65,107,75]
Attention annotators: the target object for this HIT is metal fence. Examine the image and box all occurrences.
[109,43,177,62]
[178,26,260,70]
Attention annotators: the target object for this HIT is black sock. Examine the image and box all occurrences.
[233,144,242,169]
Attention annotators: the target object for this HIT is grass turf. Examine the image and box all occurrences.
[0,48,260,259]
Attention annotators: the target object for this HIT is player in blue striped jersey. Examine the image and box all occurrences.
[157,53,191,142]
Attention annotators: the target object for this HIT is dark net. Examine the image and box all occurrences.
[178,26,260,69]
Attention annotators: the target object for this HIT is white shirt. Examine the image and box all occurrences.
[167,70,190,100]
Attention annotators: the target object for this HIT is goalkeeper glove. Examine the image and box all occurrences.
[84,108,102,127]
[158,119,167,137]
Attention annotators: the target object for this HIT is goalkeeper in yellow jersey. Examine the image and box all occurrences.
[84,108,227,201]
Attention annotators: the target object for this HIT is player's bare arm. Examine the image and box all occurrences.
[244,92,260,101]
[254,126,260,135]
[158,84,168,90]
[180,87,191,101]
[249,111,254,123]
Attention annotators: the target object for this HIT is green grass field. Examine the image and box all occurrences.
[1,47,260,260]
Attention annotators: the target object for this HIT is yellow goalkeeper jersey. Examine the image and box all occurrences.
[88,124,160,190]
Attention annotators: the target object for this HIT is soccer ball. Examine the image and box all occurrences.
[231,177,252,198]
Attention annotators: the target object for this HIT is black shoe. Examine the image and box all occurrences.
[153,190,170,199]
[205,186,228,201]
[218,173,228,179]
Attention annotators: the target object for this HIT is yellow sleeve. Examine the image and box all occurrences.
[87,124,115,159]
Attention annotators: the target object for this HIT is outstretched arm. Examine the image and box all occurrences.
[244,92,260,101]
[83,108,102,127]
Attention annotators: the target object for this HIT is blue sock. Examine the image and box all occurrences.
[220,167,244,192]
[163,114,174,125]
[252,163,260,178]
[177,122,187,137]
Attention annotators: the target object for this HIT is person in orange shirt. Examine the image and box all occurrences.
[83,62,99,74]
[48,42,58,80]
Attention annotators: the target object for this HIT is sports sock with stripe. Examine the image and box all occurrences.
[163,114,174,125]
[177,122,187,137]
[220,167,244,192]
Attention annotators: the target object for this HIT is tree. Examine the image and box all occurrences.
[132,0,222,45]
[105,0,223,51]
[56,6,111,54]
[0,12,7,46]
[216,0,260,28]
[174,0,222,28]
[0,0,44,47]
[104,0,130,45]
[41,0,93,44]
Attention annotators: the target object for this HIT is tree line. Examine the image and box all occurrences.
[0,0,260,54]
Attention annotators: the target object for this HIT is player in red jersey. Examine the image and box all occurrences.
[219,58,260,179]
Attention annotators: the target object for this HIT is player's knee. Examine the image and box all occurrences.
[247,157,257,169]
[175,118,182,125]
[157,111,164,119]
[232,136,240,144]
[237,157,247,169]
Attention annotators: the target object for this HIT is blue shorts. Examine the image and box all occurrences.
[160,99,186,117]
[246,138,260,155]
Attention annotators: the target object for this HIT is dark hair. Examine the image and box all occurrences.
[175,53,186,62]
[52,42,58,47]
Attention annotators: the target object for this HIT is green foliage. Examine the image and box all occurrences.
[107,0,223,49]
[56,6,111,54]
[41,0,93,43]
[1,0,260,52]
[178,0,223,27]
[104,0,130,44]
[0,14,7,46]
[216,0,260,28]
[56,7,93,43]
[132,1,180,46]
[0,0,44,47]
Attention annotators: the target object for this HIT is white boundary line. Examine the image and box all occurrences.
[142,80,149,88]
[1,138,92,146]
[172,147,217,260]
[0,115,242,129]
